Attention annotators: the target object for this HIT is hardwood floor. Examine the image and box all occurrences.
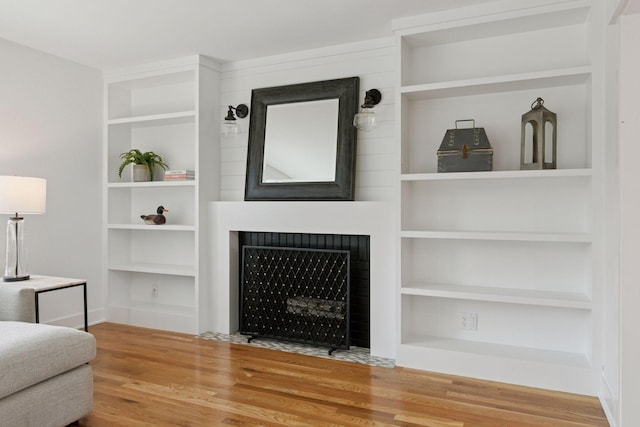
[79,323,608,426]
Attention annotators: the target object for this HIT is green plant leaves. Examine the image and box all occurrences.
[118,149,168,180]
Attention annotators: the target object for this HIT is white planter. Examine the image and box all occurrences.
[132,164,150,182]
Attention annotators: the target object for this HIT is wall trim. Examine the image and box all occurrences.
[600,374,619,427]
[391,0,587,35]
[44,308,105,330]
[221,37,394,73]
[103,54,222,80]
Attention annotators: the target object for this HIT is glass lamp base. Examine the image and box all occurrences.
[4,216,29,282]
[3,273,29,282]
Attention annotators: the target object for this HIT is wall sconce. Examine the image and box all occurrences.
[353,89,382,132]
[222,104,249,135]
[0,176,47,281]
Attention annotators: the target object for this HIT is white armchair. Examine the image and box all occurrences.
[0,286,35,322]
[0,286,95,426]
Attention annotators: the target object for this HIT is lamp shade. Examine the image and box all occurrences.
[353,108,377,132]
[0,176,46,214]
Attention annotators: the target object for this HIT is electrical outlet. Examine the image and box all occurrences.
[152,286,158,298]
[459,312,477,330]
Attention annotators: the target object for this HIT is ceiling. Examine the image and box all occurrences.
[0,0,496,71]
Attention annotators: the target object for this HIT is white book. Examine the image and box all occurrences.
[165,169,195,175]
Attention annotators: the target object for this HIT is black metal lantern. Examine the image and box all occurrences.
[520,97,557,170]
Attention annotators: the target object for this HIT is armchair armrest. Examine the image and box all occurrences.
[0,287,35,322]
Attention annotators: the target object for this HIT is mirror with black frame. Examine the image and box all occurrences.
[244,77,359,201]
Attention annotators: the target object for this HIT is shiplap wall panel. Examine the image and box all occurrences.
[219,39,396,202]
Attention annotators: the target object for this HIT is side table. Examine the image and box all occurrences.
[2,275,88,331]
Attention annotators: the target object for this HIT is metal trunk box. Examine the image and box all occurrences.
[437,120,493,173]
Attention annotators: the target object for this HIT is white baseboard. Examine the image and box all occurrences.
[44,308,105,330]
[600,374,619,427]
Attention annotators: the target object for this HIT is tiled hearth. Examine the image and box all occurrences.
[197,331,395,368]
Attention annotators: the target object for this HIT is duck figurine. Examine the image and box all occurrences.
[141,206,168,225]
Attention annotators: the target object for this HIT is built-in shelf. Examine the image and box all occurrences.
[395,0,599,395]
[108,263,196,277]
[107,224,195,231]
[401,67,591,100]
[400,230,592,243]
[107,110,196,126]
[400,335,591,368]
[109,302,195,317]
[401,168,592,181]
[401,283,591,309]
[104,56,217,335]
[107,180,196,188]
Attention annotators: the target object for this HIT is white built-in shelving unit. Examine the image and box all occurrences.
[394,0,603,394]
[103,56,219,334]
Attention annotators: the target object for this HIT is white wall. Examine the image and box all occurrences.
[618,13,640,427]
[219,38,396,202]
[0,37,103,327]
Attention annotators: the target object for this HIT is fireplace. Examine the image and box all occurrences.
[238,232,370,349]
[209,201,395,359]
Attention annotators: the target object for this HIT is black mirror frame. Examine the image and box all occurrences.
[244,77,360,201]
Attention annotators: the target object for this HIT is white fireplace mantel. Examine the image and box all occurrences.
[208,201,396,359]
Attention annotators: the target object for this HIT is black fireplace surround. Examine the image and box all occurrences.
[238,232,370,349]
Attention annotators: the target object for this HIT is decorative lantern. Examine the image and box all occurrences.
[520,97,557,170]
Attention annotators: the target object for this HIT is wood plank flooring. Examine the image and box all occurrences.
[78,323,609,426]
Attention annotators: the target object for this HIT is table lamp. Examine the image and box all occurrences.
[0,176,46,281]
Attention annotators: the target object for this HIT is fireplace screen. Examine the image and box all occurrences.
[240,245,350,353]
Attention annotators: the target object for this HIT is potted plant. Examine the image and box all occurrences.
[118,149,169,181]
